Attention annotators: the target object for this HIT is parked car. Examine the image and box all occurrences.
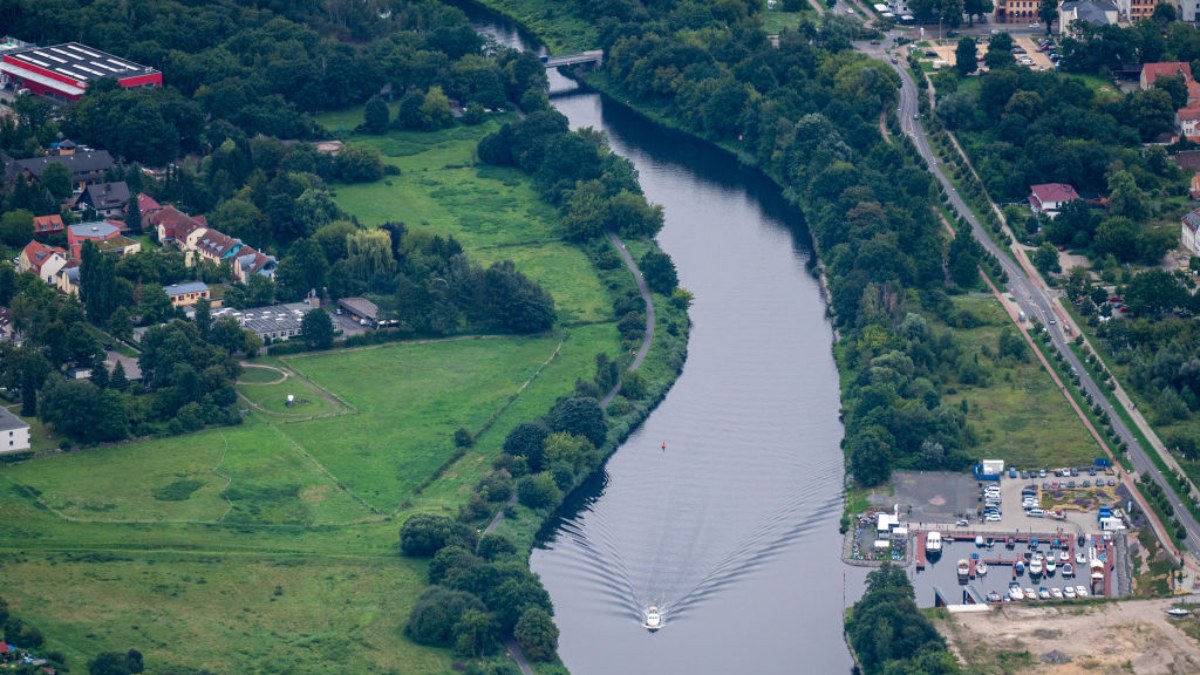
[1067,480,1077,488]
[985,514,1002,523]
[1082,480,1091,488]
[1028,508,1045,518]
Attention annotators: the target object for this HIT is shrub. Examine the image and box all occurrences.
[517,473,561,510]
[405,586,487,646]
[399,513,477,557]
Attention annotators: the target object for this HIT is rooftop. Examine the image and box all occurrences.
[0,406,29,433]
[1142,62,1193,87]
[1030,183,1081,204]
[338,297,379,319]
[7,150,114,180]
[82,181,130,210]
[3,42,157,84]
[164,281,209,296]
[68,221,122,239]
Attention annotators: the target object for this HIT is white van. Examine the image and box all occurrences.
[1028,508,1045,518]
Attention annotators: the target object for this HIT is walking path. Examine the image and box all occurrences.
[484,231,658,674]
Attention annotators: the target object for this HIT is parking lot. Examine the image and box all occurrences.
[880,465,1122,537]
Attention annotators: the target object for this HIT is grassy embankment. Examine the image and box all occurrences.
[0,113,657,673]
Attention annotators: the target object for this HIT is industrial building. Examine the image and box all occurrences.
[0,39,161,102]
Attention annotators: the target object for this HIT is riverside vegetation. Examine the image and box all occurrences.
[0,0,689,672]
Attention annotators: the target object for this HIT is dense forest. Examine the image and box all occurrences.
[847,565,959,674]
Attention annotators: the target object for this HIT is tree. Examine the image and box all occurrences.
[110,361,129,391]
[276,239,329,301]
[80,241,120,324]
[1154,73,1188,110]
[138,283,175,324]
[335,144,385,183]
[639,249,678,294]
[40,162,73,203]
[549,396,606,447]
[108,306,134,342]
[399,513,477,557]
[193,297,212,338]
[955,38,978,77]
[513,607,558,662]
[1094,216,1139,262]
[405,586,487,646]
[453,609,499,658]
[503,421,550,470]
[939,0,964,28]
[211,199,269,244]
[301,309,334,349]
[363,95,390,134]
[985,33,1015,70]
[516,472,561,509]
[480,261,556,333]
[421,86,454,129]
[1038,0,1057,33]
[963,0,993,25]
[1033,242,1061,275]
[1124,269,1188,317]
[125,192,142,233]
[208,316,253,354]
[0,209,34,248]
[1107,170,1148,220]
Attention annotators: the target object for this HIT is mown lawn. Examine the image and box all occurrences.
[940,295,1100,468]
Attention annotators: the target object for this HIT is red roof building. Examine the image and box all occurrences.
[1140,62,1192,90]
[146,205,205,245]
[17,240,67,280]
[1029,183,1081,215]
[32,214,64,236]
[0,42,161,102]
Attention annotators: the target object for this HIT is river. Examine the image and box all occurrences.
[462,8,867,672]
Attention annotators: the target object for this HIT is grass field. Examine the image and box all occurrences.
[0,112,632,670]
[315,116,613,327]
[941,295,1100,468]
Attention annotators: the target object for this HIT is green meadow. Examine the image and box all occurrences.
[0,114,629,673]
[941,295,1100,468]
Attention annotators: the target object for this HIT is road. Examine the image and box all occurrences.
[856,36,1200,560]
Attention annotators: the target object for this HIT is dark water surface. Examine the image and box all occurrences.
[463,8,868,672]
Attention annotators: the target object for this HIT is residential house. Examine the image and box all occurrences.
[1181,0,1200,22]
[1029,183,1081,217]
[0,406,30,454]
[1141,62,1193,90]
[3,150,114,189]
[67,221,140,259]
[146,205,205,247]
[76,181,130,218]
[1057,0,1118,36]
[1139,63,1200,141]
[163,281,211,307]
[192,228,243,265]
[232,246,278,283]
[17,240,67,283]
[51,139,78,156]
[1180,108,1200,142]
[32,214,64,237]
[55,259,80,296]
[135,192,162,219]
[1183,208,1200,255]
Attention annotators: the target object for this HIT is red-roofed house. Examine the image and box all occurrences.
[135,192,161,216]
[1179,108,1200,141]
[18,240,67,283]
[191,228,243,264]
[32,214,64,236]
[232,245,278,282]
[1029,183,1081,217]
[147,205,206,246]
[1140,62,1192,90]
[67,221,140,259]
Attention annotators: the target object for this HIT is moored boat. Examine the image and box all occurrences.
[1062,562,1074,577]
[957,559,970,577]
[1029,557,1043,577]
[976,559,988,576]
[1046,557,1056,575]
[926,531,943,556]
[1015,560,1026,575]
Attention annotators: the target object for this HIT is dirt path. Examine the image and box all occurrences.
[600,231,655,407]
[940,598,1200,673]
[237,363,288,385]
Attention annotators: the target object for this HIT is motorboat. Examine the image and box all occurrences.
[1062,562,1074,577]
[1029,557,1043,577]
[1064,586,1077,599]
[1076,551,1087,565]
[1037,587,1050,600]
[1075,586,1089,598]
[975,535,985,547]
[957,559,970,577]
[926,531,943,555]
[987,591,1002,603]
[1008,584,1024,601]
[1046,557,1056,575]
[644,606,662,631]
[1168,607,1191,618]
[1059,550,1070,563]
[1015,560,1026,575]
[1025,587,1037,600]
[1050,587,1063,599]
[976,560,988,576]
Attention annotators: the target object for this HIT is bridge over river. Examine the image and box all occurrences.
[542,49,603,68]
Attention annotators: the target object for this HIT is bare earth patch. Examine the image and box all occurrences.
[937,598,1200,674]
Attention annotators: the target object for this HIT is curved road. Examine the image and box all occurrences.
[860,38,1200,560]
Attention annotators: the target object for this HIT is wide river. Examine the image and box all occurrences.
[464,8,868,672]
